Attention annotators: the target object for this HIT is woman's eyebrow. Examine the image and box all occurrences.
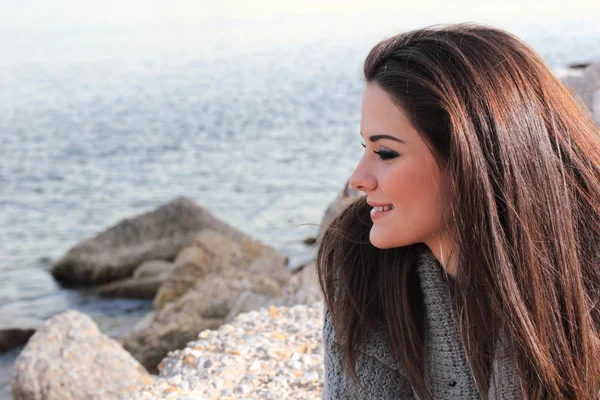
[360,131,405,144]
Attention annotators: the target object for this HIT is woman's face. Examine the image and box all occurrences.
[349,83,447,250]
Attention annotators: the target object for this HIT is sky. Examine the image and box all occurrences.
[1,0,598,67]
[2,0,600,30]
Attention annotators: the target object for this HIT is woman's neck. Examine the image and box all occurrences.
[424,233,457,277]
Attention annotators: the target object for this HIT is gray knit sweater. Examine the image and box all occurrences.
[322,247,522,399]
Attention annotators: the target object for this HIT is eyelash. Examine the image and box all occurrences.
[361,142,399,160]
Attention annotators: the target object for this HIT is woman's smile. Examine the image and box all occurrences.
[368,202,395,219]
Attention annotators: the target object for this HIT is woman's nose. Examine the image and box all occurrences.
[349,159,377,193]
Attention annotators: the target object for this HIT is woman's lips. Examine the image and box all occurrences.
[370,204,394,220]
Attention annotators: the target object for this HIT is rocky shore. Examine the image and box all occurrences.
[11,303,324,400]
[127,303,324,399]
[9,194,336,400]
[4,61,600,400]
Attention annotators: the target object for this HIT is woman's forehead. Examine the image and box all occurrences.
[361,84,416,143]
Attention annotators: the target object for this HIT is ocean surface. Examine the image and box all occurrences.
[1,5,599,398]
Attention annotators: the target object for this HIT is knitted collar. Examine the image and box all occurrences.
[360,246,522,399]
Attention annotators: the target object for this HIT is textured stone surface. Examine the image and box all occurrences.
[224,291,275,323]
[51,196,247,285]
[11,310,153,400]
[153,230,245,310]
[247,256,292,286]
[0,329,35,353]
[238,235,288,268]
[120,269,283,373]
[92,260,176,300]
[0,317,40,353]
[290,262,321,305]
[94,274,169,299]
[154,229,287,310]
[134,260,177,279]
[126,303,324,400]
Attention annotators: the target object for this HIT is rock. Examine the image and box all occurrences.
[51,197,248,285]
[125,303,324,400]
[11,310,153,400]
[154,230,244,309]
[317,180,362,242]
[130,311,155,333]
[561,62,600,125]
[303,236,317,245]
[568,62,591,70]
[239,235,287,267]
[217,262,322,316]
[134,260,177,279]
[94,274,169,299]
[92,259,177,299]
[292,262,322,305]
[154,229,286,310]
[0,317,41,353]
[0,329,35,353]
[120,269,282,373]
[281,273,302,298]
[278,262,322,306]
[225,291,277,323]
[247,257,292,286]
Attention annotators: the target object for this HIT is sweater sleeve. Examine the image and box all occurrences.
[322,307,416,400]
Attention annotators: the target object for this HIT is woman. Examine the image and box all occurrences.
[317,24,600,399]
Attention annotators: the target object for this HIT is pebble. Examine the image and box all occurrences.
[126,302,324,399]
[178,397,207,400]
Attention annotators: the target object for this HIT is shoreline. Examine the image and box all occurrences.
[2,52,598,399]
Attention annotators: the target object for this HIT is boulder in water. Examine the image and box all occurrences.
[51,196,247,285]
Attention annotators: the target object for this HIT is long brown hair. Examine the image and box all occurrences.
[317,24,600,399]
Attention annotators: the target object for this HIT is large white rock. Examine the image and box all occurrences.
[11,310,153,400]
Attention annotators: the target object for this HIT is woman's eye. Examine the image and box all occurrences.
[373,149,399,160]
[361,142,399,160]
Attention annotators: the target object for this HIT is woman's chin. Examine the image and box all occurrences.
[369,229,398,249]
